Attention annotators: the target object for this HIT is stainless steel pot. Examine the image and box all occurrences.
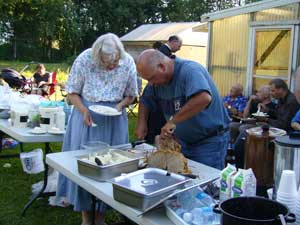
[274,135,300,193]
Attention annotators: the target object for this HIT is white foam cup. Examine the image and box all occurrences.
[278,170,298,196]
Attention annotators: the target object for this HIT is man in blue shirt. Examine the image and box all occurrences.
[292,110,300,130]
[223,83,247,119]
[135,49,230,169]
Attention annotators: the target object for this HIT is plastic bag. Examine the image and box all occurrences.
[20,148,44,174]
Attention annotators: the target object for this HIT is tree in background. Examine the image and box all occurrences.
[0,0,262,62]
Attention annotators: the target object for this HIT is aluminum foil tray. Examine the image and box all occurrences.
[77,149,141,181]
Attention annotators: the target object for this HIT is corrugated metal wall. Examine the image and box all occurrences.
[209,14,250,96]
[209,3,299,96]
[176,45,207,66]
[254,3,299,21]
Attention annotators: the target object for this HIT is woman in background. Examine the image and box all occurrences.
[56,33,138,225]
[31,63,51,95]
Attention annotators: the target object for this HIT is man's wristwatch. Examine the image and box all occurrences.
[169,116,176,126]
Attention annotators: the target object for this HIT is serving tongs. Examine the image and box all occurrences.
[112,140,147,150]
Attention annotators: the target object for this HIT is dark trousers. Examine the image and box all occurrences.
[145,108,166,144]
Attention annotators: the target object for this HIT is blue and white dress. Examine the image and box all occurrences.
[56,48,138,212]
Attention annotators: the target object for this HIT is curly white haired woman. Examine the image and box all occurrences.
[56,33,138,225]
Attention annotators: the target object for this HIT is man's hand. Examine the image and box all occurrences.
[258,103,268,112]
[229,107,238,115]
[160,120,176,139]
[291,122,300,131]
[135,123,148,140]
[249,95,257,101]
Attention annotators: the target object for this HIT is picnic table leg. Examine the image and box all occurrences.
[21,142,54,216]
[20,142,24,152]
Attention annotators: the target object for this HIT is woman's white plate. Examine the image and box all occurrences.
[89,105,121,116]
[48,130,65,135]
[29,129,47,135]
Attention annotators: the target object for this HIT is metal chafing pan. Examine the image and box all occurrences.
[77,149,141,181]
[111,168,191,210]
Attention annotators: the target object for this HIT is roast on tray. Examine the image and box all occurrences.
[147,136,191,174]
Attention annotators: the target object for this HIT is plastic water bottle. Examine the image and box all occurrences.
[191,207,215,225]
[56,104,65,131]
[175,208,186,216]
[177,187,201,210]
[177,190,195,210]
[194,192,214,207]
[183,212,193,223]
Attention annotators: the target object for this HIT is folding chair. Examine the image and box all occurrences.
[48,70,57,96]
[127,76,143,117]
[127,97,139,117]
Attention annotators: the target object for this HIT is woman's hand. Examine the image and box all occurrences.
[115,102,123,112]
[82,107,94,126]
[116,96,135,112]
[67,93,94,126]
[37,81,44,87]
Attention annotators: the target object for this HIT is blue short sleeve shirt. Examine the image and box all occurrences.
[140,58,230,145]
[292,110,300,123]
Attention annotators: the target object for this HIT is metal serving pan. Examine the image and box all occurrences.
[111,168,191,210]
[77,149,141,181]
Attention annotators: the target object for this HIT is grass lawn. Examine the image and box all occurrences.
[0,116,138,225]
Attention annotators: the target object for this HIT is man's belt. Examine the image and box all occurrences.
[191,126,229,146]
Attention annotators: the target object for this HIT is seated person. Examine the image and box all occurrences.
[291,110,300,131]
[259,79,300,131]
[229,85,276,143]
[223,83,247,120]
[31,64,51,96]
[234,79,300,168]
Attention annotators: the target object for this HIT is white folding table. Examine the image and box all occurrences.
[46,149,220,225]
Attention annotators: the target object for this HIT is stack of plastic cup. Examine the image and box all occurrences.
[276,170,298,213]
[295,187,300,225]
